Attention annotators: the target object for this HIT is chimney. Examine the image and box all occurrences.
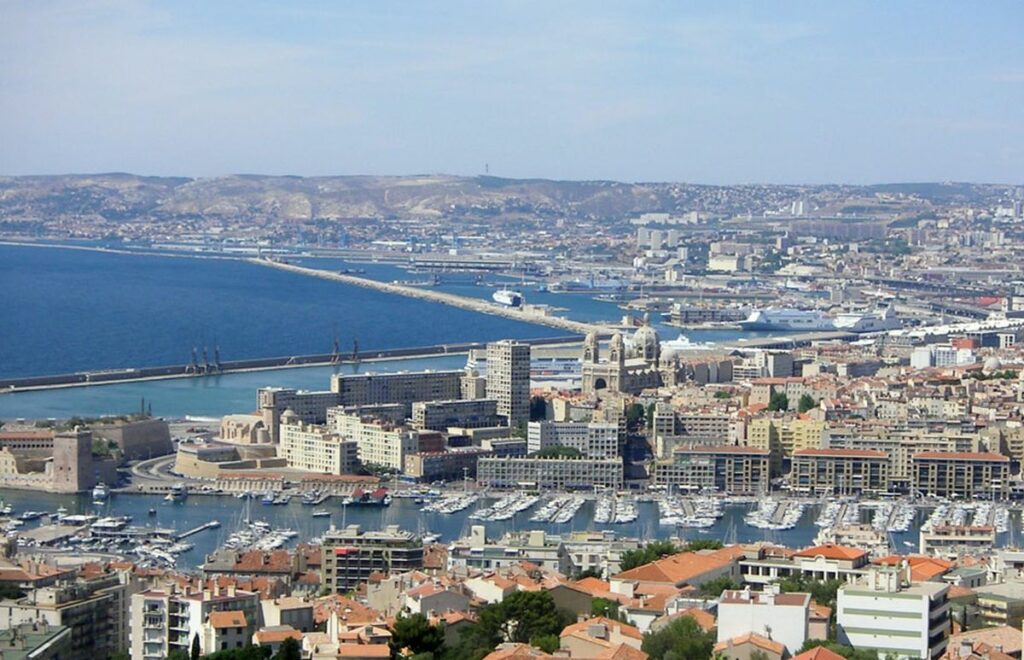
[227,585,236,597]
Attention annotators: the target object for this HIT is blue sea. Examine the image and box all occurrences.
[0,244,563,379]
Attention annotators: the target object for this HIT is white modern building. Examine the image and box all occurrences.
[716,586,811,656]
[836,568,950,659]
[527,421,620,458]
[278,416,359,475]
[486,340,531,427]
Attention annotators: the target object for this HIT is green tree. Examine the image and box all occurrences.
[169,651,190,660]
[713,391,732,399]
[479,591,573,647]
[797,640,877,660]
[203,646,271,660]
[273,637,302,660]
[531,634,560,653]
[646,403,656,430]
[768,391,789,412]
[591,597,622,619]
[797,394,817,413]
[531,445,582,459]
[0,583,25,599]
[751,651,770,660]
[641,615,714,660]
[620,540,680,572]
[625,403,646,431]
[111,652,131,660]
[778,576,843,611]
[684,539,723,552]
[191,634,201,660]
[697,576,740,599]
[391,613,446,658]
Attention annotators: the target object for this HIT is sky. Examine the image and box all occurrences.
[1,1,1023,184]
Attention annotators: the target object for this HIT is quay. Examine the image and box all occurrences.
[251,258,611,336]
[0,334,584,394]
[176,521,221,541]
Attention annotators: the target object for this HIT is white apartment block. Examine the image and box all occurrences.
[527,421,620,458]
[330,412,419,471]
[486,340,531,427]
[278,418,359,475]
[716,587,810,655]
[837,569,950,660]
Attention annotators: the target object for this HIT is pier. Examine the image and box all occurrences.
[251,258,611,336]
[176,520,221,541]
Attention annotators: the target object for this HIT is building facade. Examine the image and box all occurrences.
[320,525,423,593]
[486,340,531,427]
[476,456,624,490]
[790,448,891,496]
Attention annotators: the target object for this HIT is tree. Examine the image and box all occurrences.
[684,539,723,552]
[779,576,843,611]
[641,615,714,660]
[203,646,271,660]
[191,634,201,660]
[797,394,817,413]
[797,640,877,660]
[697,575,740,599]
[531,445,582,459]
[111,652,131,660]
[768,391,789,412]
[646,403,656,430]
[273,637,302,660]
[620,540,680,572]
[169,651,190,660]
[625,403,646,431]
[531,634,560,653]
[713,391,732,399]
[391,613,446,658]
[0,583,25,599]
[529,396,547,422]
[479,591,573,647]
[591,597,623,620]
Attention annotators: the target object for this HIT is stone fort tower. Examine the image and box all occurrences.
[51,428,94,493]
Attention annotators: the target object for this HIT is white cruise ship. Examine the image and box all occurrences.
[492,289,524,307]
[738,308,835,331]
[831,306,901,333]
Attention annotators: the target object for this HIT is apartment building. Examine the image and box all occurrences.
[527,421,620,458]
[330,370,463,414]
[836,570,950,659]
[130,583,261,660]
[403,447,492,482]
[717,587,811,656]
[328,411,421,471]
[486,340,531,427]
[746,417,826,475]
[652,446,770,495]
[790,448,891,496]
[278,417,359,475]
[476,456,623,490]
[320,525,423,593]
[911,451,1010,500]
[411,398,501,431]
[258,387,342,443]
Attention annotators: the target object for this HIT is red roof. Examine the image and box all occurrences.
[792,647,847,660]
[793,448,887,458]
[792,544,867,561]
[913,451,1008,462]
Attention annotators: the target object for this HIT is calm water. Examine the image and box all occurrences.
[0,244,563,379]
[0,490,936,568]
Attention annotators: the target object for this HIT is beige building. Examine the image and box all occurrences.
[410,398,501,431]
[790,448,891,496]
[320,525,423,593]
[912,451,1010,500]
[330,370,463,413]
[476,456,623,490]
[329,411,420,471]
[652,446,770,495]
[486,340,531,427]
[279,416,359,475]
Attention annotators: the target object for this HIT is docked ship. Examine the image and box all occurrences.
[831,306,901,333]
[342,487,392,507]
[164,482,188,503]
[492,289,524,307]
[738,308,835,331]
[92,483,109,504]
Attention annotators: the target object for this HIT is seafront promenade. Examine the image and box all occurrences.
[251,258,612,336]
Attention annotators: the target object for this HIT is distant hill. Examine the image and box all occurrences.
[0,173,1013,225]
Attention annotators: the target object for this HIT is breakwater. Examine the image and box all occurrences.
[251,258,611,336]
[0,335,583,393]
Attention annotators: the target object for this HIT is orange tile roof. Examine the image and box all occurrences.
[337,644,390,658]
[680,608,716,632]
[254,628,303,644]
[792,646,848,660]
[209,611,247,629]
[793,448,887,458]
[484,643,555,659]
[714,633,785,656]
[560,617,643,642]
[612,550,734,586]
[792,544,866,561]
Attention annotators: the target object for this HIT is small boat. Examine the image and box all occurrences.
[166,483,188,502]
[311,510,331,518]
[92,483,110,502]
[261,491,275,506]
[148,508,157,516]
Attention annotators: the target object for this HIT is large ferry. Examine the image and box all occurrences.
[832,306,901,333]
[738,308,835,331]
[492,289,524,307]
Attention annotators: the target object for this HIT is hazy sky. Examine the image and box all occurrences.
[2,1,1022,184]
